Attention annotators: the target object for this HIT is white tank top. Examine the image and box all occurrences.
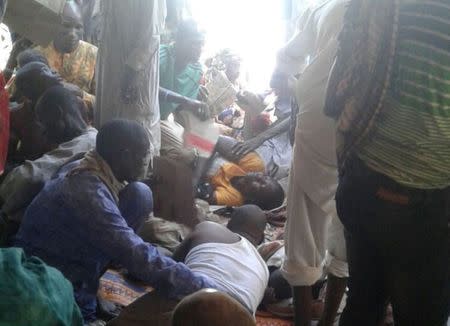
[185,237,269,314]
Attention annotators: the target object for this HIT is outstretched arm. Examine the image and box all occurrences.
[232,117,291,158]
[79,181,215,300]
[159,87,209,120]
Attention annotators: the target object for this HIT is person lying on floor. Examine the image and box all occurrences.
[0,86,97,242]
[14,120,218,324]
[107,205,269,326]
[197,136,285,210]
[172,205,269,314]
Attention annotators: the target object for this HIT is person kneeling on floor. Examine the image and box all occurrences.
[14,120,218,324]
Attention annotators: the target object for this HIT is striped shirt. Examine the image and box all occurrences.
[357,0,450,189]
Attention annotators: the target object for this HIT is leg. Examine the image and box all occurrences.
[320,216,348,326]
[107,291,178,326]
[293,286,313,326]
[336,159,393,326]
[268,269,292,301]
[386,190,449,326]
[338,230,387,326]
[318,274,347,326]
[119,182,153,232]
[281,164,334,326]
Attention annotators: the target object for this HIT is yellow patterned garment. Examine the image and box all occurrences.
[35,41,97,95]
[211,152,265,207]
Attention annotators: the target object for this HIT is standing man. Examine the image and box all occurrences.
[326,0,450,325]
[95,1,166,158]
[274,1,349,325]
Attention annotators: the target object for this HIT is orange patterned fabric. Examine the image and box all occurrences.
[35,41,97,94]
[211,162,246,206]
[238,152,265,173]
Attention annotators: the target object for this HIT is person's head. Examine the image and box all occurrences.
[35,86,87,146]
[15,62,62,102]
[227,205,267,246]
[17,49,49,68]
[219,49,241,84]
[233,173,285,210]
[172,289,255,326]
[96,120,151,182]
[175,19,205,63]
[54,1,83,53]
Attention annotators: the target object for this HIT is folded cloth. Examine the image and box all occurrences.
[138,217,191,252]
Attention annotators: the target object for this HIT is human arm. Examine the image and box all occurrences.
[232,117,291,158]
[79,182,214,299]
[119,1,164,103]
[159,87,209,120]
[172,232,195,262]
[0,129,96,221]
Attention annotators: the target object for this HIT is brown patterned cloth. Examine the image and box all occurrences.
[35,40,97,94]
[324,0,400,169]
[151,157,197,228]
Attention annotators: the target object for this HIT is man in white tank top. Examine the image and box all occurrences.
[108,205,269,325]
[172,205,270,315]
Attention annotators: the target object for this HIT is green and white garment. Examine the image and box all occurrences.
[358,0,450,189]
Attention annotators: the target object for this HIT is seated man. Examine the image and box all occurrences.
[14,120,217,324]
[9,62,63,163]
[108,205,269,325]
[34,0,97,101]
[10,62,90,163]
[6,48,49,101]
[0,86,97,234]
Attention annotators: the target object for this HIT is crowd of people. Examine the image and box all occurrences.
[0,0,448,326]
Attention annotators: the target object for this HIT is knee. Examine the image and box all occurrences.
[119,182,153,218]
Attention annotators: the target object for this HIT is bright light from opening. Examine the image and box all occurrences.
[189,0,287,92]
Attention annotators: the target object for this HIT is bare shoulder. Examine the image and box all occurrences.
[190,221,239,248]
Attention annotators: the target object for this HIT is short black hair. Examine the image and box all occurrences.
[35,85,87,144]
[17,49,49,68]
[96,120,150,166]
[245,178,285,211]
[227,205,267,245]
[15,62,61,102]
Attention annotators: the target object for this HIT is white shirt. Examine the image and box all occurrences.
[277,0,348,212]
[185,237,269,314]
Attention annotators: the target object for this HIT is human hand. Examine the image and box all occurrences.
[231,136,265,158]
[184,99,210,121]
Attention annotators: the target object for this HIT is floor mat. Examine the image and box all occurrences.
[99,269,294,326]
[256,316,293,326]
